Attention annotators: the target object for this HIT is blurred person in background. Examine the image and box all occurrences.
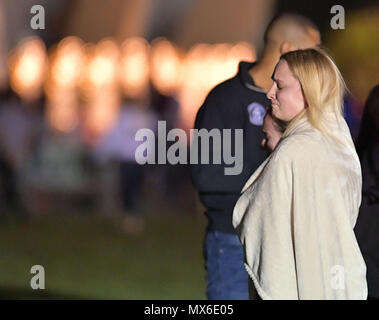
[94,95,157,235]
[191,13,321,300]
[0,84,42,216]
[0,85,18,213]
[354,84,379,300]
[150,88,181,197]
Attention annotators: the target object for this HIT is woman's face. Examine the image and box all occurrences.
[267,59,305,122]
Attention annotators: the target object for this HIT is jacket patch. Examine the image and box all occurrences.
[247,102,266,126]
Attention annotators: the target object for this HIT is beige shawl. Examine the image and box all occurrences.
[233,113,367,300]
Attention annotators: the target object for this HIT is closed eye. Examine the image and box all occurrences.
[272,78,282,90]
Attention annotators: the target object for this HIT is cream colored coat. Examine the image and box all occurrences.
[233,113,367,300]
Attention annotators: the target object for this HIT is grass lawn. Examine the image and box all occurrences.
[0,209,207,300]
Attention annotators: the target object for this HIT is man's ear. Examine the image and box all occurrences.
[280,41,296,54]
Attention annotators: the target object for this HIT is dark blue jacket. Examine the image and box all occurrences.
[191,62,269,233]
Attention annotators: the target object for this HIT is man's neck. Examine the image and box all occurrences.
[249,55,279,93]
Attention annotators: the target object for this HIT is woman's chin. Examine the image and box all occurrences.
[272,109,281,120]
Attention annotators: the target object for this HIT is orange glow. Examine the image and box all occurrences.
[89,56,115,87]
[177,42,256,131]
[150,38,182,95]
[83,90,120,140]
[88,39,119,87]
[46,90,79,133]
[119,37,150,98]
[8,37,47,102]
[229,42,256,62]
[79,39,120,102]
[78,39,120,142]
[7,35,256,135]
[44,38,84,133]
[50,37,85,88]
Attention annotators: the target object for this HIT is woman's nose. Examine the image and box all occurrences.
[266,84,275,101]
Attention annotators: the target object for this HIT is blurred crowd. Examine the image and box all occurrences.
[0,36,257,226]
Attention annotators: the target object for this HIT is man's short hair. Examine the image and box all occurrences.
[264,13,319,44]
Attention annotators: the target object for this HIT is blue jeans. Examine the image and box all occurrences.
[204,230,249,300]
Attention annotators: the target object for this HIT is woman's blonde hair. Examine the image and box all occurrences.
[280,47,346,135]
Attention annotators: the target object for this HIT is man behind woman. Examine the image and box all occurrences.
[191,12,321,300]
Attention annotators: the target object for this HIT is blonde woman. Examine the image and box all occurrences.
[233,48,367,300]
